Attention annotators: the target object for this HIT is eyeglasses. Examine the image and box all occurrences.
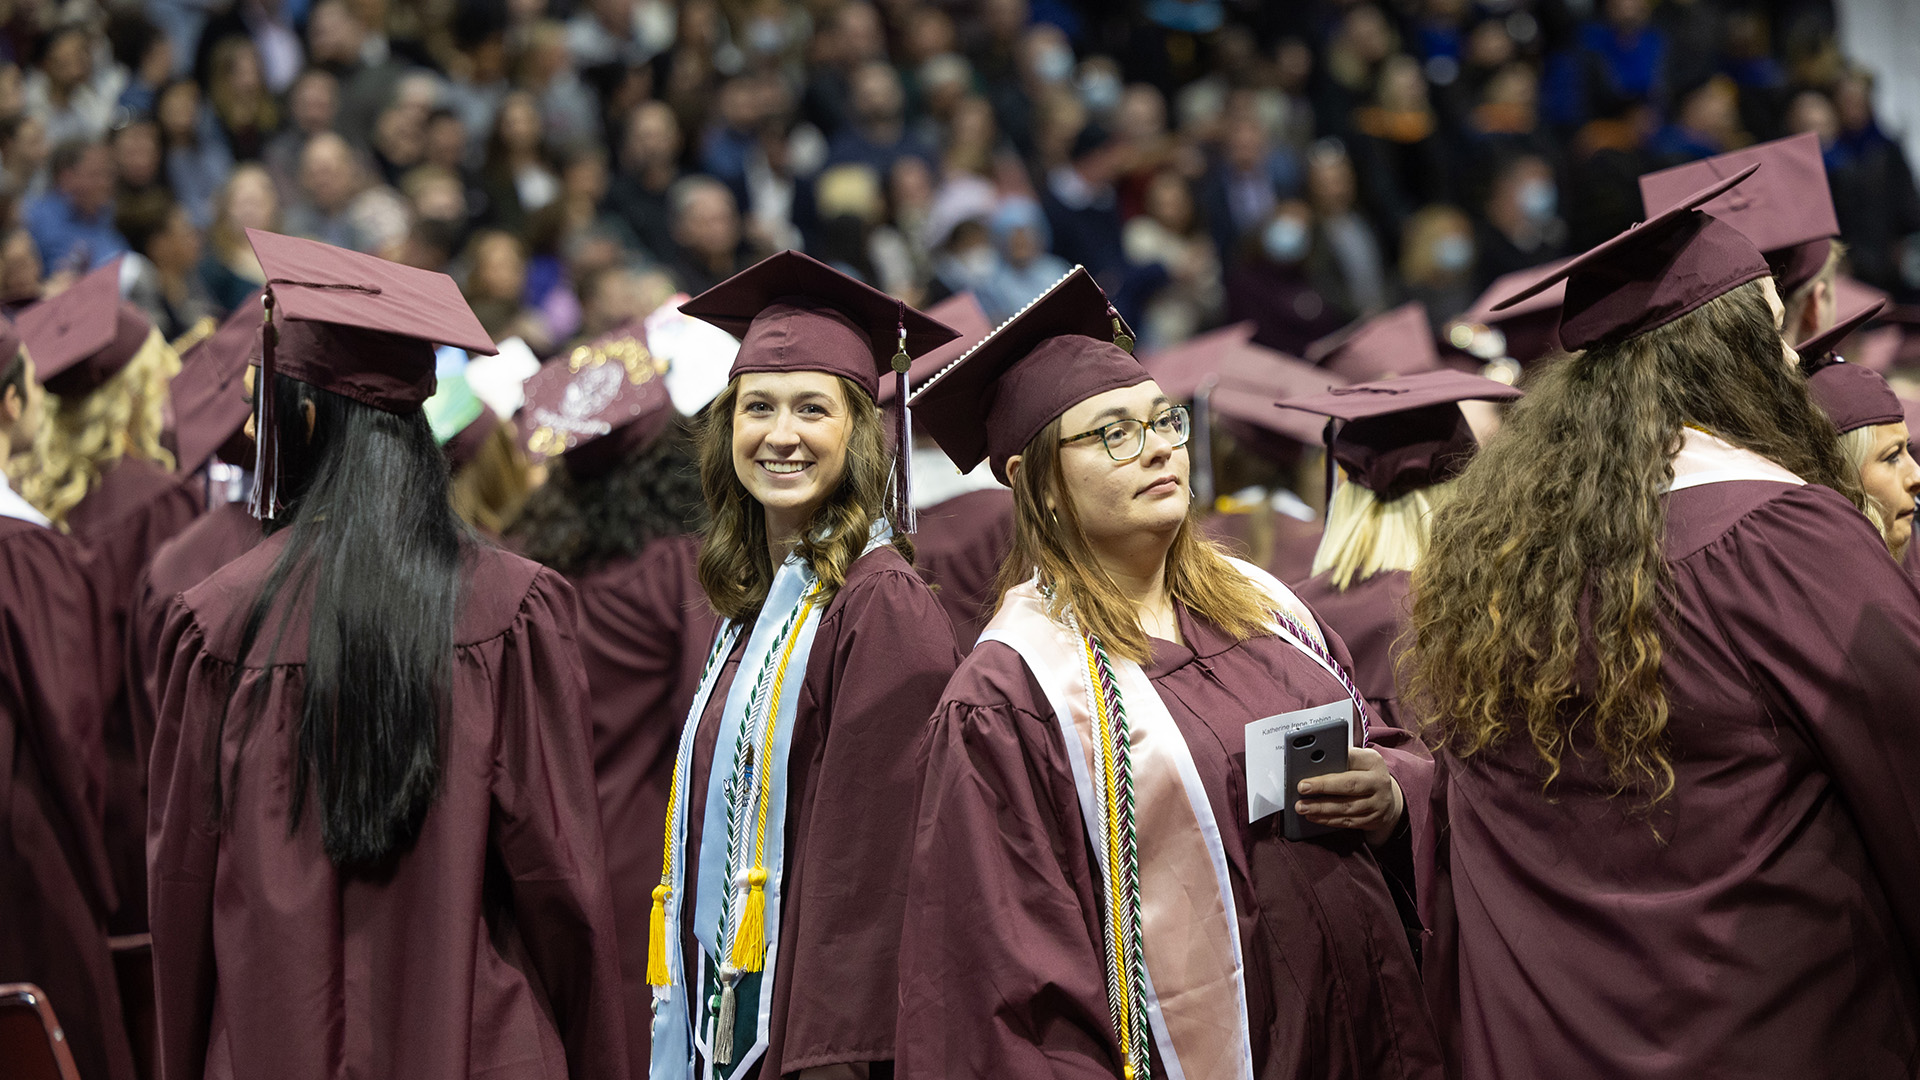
[1058,405,1191,463]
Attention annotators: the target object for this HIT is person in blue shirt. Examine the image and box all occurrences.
[25,139,128,273]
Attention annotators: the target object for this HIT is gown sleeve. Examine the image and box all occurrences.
[775,565,962,1070]
[896,676,1123,1080]
[488,567,631,1080]
[147,600,223,1080]
[1706,486,1920,962]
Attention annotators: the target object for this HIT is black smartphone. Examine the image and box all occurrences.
[1281,715,1351,841]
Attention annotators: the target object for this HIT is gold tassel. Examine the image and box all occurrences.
[646,884,672,987]
[1111,315,1134,354]
[714,966,739,1065]
[728,868,769,972]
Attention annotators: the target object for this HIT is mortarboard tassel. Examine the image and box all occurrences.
[1108,300,1134,354]
[248,289,281,520]
[889,302,916,533]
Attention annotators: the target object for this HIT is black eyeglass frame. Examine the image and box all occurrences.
[1057,405,1193,463]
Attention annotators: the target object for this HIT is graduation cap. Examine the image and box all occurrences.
[18,259,156,398]
[1208,344,1348,452]
[877,291,992,406]
[170,289,264,476]
[1494,165,1769,352]
[679,249,960,401]
[245,229,498,518]
[908,266,1144,485]
[1306,303,1441,382]
[518,320,675,477]
[1807,359,1904,435]
[1276,368,1523,499]
[1140,321,1258,401]
[1795,298,1886,373]
[1452,260,1570,366]
[1637,133,1839,294]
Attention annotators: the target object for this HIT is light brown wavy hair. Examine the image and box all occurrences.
[1407,280,1864,805]
[695,375,911,621]
[997,415,1275,664]
[14,328,180,528]
[449,422,533,535]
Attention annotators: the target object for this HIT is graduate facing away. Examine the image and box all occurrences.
[147,231,628,1080]
[648,250,963,1080]
[898,267,1444,1080]
[1410,166,1920,1077]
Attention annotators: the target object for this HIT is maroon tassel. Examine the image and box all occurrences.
[889,302,914,533]
[248,289,282,520]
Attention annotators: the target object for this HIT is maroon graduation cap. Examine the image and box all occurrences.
[1795,299,1886,372]
[518,319,674,477]
[1140,321,1258,401]
[1807,360,1904,435]
[1638,133,1839,294]
[1454,260,1570,366]
[1306,302,1441,382]
[170,289,265,476]
[1494,165,1768,352]
[1276,368,1523,499]
[1209,343,1348,450]
[877,291,992,406]
[908,266,1143,484]
[245,228,498,518]
[680,248,960,401]
[18,258,156,398]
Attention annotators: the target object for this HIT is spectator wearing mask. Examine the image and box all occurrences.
[978,197,1072,323]
[1201,114,1298,263]
[1225,200,1346,355]
[26,138,127,273]
[1123,169,1223,348]
[1399,204,1477,329]
[1475,152,1565,290]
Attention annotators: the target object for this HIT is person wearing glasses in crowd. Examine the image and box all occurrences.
[647,250,963,1080]
[897,267,1443,1080]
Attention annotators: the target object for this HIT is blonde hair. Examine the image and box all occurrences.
[1310,476,1454,590]
[1838,423,1897,549]
[997,414,1275,664]
[14,328,180,528]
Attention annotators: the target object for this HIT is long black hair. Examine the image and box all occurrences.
[213,373,466,868]
[507,420,705,577]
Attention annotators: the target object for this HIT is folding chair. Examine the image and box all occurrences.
[0,983,82,1080]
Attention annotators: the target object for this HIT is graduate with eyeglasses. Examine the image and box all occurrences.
[897,268,1443,1080]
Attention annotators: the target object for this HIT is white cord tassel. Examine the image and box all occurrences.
[714,966,738,1066]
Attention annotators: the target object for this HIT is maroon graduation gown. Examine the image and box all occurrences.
[1204,507,1324,586]
[1906,532,1919,582]
[1425,481,1920,1079]
[912,488,1015,651]
[680,545,961,1077]
[126,502,260,800]
[898,601,1443,1080]
[0,516,134,1080]
[65,455,201,934]
[567,533,718,1077]
[148,535,629,1080]
[1293,569,1411,732]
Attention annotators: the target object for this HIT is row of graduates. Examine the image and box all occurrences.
[4,132,1920,1080]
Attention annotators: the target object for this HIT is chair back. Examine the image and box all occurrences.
[0,983,83,1080]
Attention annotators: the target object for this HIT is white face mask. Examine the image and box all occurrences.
[1033,45,1074,84]
[1079,71,1122,112]
[1263,217,1309,263]
[1518,178,1557,224]
[1432,233,1473,273]
[746,17,785,54]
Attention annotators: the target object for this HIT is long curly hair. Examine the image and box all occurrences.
[509,420,705,576]
[996,414,1275,664]
[695,376,911,622]
[14,327,179,528]
[1407,280,1863,805]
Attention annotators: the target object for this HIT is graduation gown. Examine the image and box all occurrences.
[568,533,719,1078]
[1292,569,1411,731]
[65,455,202,934]
[912,487,1015,651]
[148,534,629,1080]
[898,600,1443,1080]
[1425,481,1920,1079]
[126,501,261,798]
[677,545,961,1077]
[0,516,134,1080]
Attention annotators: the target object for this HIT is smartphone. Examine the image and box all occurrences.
[1281,715,1351,841]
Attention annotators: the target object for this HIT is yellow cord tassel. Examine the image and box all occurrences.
[729,868,770,971]
[646,884,672,987]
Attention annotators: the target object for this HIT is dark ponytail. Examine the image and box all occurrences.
[214,373,466,868]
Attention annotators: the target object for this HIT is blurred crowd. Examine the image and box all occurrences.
[0,0,1908,363]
